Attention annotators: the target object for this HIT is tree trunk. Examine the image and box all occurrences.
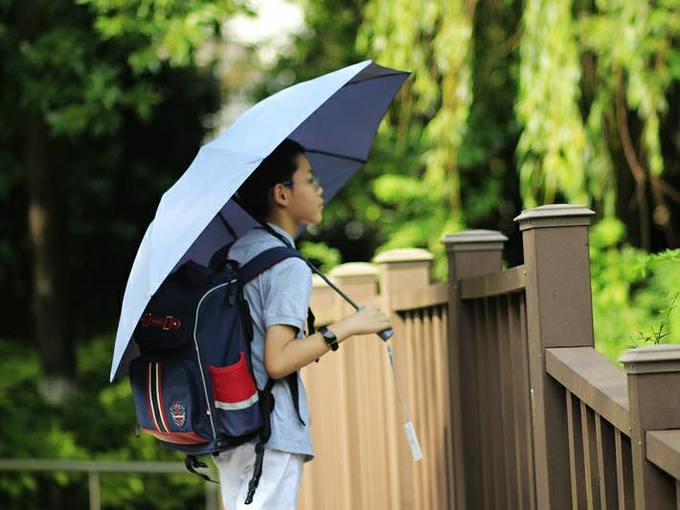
[24,116,75,403]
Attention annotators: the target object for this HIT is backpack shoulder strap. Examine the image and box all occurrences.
[238,246,304,284]
[237,245,312,427]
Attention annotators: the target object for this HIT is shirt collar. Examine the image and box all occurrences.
[265,222,296,249]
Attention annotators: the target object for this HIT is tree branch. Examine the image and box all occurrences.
[615,66,650,250]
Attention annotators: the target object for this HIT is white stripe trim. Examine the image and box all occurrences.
[214,393,259,411]
[193,282,234,440]
[155,363,170,432]
[147,363,161,431]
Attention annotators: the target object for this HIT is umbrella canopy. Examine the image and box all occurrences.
[111,60,409,381]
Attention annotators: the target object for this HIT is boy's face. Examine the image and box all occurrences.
[275,153,325,227]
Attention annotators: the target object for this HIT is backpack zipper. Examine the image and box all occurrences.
[193,278,238,440]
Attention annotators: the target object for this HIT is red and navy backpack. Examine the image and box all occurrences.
[129,245,312,504]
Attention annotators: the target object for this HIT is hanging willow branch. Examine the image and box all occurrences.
[357,0,476,273]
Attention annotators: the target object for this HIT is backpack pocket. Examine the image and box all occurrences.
[130,357,211,445]
[209,352,263,438]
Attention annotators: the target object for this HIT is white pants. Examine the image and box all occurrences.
[214,442,304,510]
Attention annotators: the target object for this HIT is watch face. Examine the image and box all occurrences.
[321,327,338,350]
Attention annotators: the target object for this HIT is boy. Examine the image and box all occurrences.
[213,139,392,509]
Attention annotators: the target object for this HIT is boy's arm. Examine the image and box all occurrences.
[260,257,391,379]
[263,306,392,380]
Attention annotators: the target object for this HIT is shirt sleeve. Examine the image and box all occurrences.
[260,257,313,338]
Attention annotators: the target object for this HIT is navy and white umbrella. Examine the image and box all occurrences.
[111,60,410,381]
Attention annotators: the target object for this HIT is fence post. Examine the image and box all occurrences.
[88,471,100,510]
[373,248,434,509]
[620,345,680,510]
[328,262,380,510]
[441,230,507,510]
[514,204,596,510]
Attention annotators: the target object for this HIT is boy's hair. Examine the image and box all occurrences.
[237,138,306,220]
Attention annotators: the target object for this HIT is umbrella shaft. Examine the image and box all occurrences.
[233,197,398,340]
[305,263,359,310]
[233,196,360,308]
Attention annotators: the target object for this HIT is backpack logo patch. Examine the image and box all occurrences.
[170,402,186,427]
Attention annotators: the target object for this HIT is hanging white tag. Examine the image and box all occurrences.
[404,421,423,462]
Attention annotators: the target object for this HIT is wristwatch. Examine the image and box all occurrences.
[318,326,339,351]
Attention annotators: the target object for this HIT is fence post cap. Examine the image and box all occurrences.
[619,344,680,374]
[373,248,434,264]
[514,204,595,230]
[329,262,379,278]
[441,229,507,252]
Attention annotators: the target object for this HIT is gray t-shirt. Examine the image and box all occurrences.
[227,223,314,461]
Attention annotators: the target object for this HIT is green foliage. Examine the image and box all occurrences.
[516,0,680,214]
[589,218,680,362]
[357,0,476,271]
[78,0,247,72]
[516,0,589,207]
[630,293,679,346]
[2,0,243,137]
[299,241,342,272]
[0,336,206,508]
[0,0,233,338]
[577,0,680,181]
[251,0,363,92]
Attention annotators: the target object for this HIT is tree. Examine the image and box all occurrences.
[257,0,679,282]
[0,0,245,402]
[356,0,680,271]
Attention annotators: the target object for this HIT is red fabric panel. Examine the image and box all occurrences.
[209,352,258,404]
[143,429,209,445]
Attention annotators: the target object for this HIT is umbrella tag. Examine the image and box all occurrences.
[404,421,423,462]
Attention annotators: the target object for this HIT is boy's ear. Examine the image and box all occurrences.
[271,183,289,208]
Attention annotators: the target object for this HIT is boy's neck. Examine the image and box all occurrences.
[266,213,301,241]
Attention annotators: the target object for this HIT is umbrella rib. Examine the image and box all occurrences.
[304,149,366,164]
[218,210,238,239]
[345,71,410,88]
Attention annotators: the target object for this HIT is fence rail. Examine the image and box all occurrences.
[459,265,526,299]
[545,347,630,436]
[0,459,220,510]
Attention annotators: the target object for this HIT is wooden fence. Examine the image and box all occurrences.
[299,203,680,510]
[4,204,678,509]
[445,204,680,510]
[299,250,452,509]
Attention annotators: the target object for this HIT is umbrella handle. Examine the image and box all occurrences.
[356,306,393,341]
[378,328,394,341]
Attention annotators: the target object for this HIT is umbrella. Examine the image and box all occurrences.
[111,60,410,381]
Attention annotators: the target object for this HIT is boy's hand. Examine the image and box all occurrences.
[337,306,392,337]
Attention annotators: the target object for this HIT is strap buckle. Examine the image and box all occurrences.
[140,313,181,330]
[162,315,181,330]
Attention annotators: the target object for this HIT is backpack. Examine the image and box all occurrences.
[128,244,312,504]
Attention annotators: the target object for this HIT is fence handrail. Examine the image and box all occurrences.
[646,430,680,481]
[0,458,220,510]
[388,283,448,311]
[459,265,527,300]
[0,458,189,473]
[545,347,631,436]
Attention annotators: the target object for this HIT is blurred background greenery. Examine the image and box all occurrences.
[1,0,678,507]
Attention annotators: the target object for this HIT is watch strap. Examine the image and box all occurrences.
[319,326,339,351]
